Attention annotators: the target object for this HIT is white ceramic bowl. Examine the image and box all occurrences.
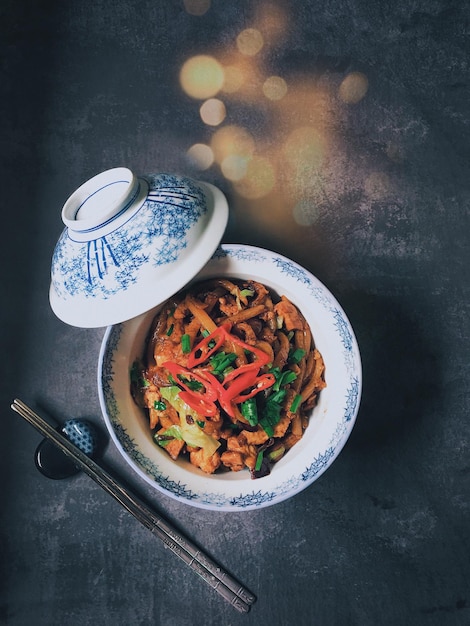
[98,244,361,511]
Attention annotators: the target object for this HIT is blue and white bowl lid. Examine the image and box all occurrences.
[49,167,229,328]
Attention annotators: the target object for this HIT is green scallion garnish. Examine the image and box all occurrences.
[288,348,306,364]
[255,450,264,471]
[181,333,191,354]
[210,351,237,375]
[290,394,302,413]
[153,400,166,411]
[166,323,174,337]
[240,398,258,426]
[177,374,203,391]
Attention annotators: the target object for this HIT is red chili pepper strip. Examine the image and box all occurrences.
[162,361,218,403]
[200,370,236,418]
[186,325,230,368]
[164,325,276,418]
[230,373,276,404]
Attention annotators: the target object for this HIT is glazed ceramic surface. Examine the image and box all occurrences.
[50,168,228,328]
[98,244,362,511]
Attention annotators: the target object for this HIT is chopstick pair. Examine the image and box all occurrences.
[10,398,256,614]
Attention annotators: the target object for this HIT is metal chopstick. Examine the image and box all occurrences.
[10,398,256,613]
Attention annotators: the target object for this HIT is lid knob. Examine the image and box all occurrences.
[61,167,140,233]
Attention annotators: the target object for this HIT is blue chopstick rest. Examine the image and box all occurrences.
[35,418,104,480]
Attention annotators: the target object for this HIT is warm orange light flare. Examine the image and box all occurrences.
[236,28,264,56]
[234,156,276,199]
[186,143,214,170]
[183,0,211,16]
[180,55,225,99]
[254,2,289,43]
[210,125,255,165]
[283,127,324,171]
[221,155,249,182]
[339,72,369,104]
[263,76,288,101]
[199,98,226,126]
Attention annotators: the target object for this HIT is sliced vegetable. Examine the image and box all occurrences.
[230,372,276,404]
[240,398,258,426]
[163,362,217,401]
[290,393,302,413]
[164,324,276,417]
[159,387,220,458]
[154,424,183,446]
[209,351,238,376]
[288,348,306,364]
[187,325,228,367]
[259,393,284,436]
[181,333,191,354]
[267,444,285,462]
[270,367,298,392]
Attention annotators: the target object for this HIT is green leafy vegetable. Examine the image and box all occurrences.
[153,400,166,411]
[160,386,220,458]
[154,424,183,447]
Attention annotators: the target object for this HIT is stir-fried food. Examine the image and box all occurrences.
[131,279,326,479]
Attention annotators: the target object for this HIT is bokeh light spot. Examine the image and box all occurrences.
[234,156,275,199]
[199,98,226,126]
[254,3,289,42]
[186,143,214,170]
[283,127,324,171]
[183,0,211,16]
[210,125,255,164]
[236,28,264,56]
[339,72,369,104]
[263,76,288,101]
[221,155,249,181]
[180,55,224,99]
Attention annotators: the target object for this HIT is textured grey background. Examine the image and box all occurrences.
[1,1,469,625]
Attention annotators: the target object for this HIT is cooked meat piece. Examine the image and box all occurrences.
[189,448,221,474]
[220,451,245,472]
[274,295,305,331]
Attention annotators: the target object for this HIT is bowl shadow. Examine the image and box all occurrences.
[339,290,442,450]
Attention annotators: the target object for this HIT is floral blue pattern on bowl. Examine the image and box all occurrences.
[50,168,228,328]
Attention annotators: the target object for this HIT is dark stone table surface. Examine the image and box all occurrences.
[1,1,469,625]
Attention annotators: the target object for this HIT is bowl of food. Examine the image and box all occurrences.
[97,244,361,511]
[49,168,361,511]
